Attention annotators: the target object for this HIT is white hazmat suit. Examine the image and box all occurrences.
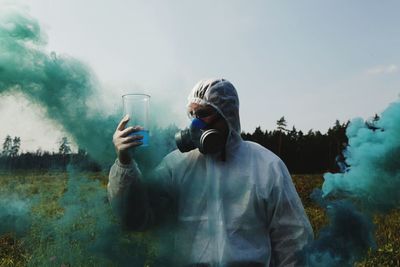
[108,79,313,267]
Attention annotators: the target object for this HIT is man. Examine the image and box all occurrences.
[108,79,313,267]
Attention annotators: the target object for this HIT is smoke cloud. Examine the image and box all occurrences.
[323,101,400,212]
[0,194,32,236]
[25,168,159,267]
[0,5,177,266]
[303,101,400,265]
[303,190,376,266]
[0,7,120,166]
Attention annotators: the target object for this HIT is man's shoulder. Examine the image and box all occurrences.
[243,141,291,187]
[243,140,282,164]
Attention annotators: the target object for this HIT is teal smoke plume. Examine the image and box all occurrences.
[304,100,400,265]
[0,7,177,266]
[323,101,400,211]
[25,168,151,266]
[0,8,116,166]
[0,194,32,236]
[303,190,375,267]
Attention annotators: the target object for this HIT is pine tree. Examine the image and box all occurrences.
[276,116,287,132]
[2,135,12,157]
[10,136,21,157]
[276,116,288,156]
[59,137,71,155]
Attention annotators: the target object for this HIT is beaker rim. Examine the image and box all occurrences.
[122,93,151,98]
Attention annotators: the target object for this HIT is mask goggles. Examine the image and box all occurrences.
[175,107,225,154]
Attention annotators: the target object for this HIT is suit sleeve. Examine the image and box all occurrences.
[107,157,175,231]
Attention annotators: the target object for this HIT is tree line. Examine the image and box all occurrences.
[0,136,101,171]
[0,116,380,173]
[241,117,349,173]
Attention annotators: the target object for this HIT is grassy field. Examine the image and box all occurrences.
[0,171,399,266]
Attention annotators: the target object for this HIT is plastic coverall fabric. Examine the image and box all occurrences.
[108,79,314,267]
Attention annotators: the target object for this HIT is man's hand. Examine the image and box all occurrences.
[113,115,144,165]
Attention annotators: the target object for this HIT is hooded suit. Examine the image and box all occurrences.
[108,79,313,267]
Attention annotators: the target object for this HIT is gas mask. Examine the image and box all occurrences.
[175,118,225,154]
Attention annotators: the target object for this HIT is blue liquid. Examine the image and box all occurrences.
[134,130,149,146]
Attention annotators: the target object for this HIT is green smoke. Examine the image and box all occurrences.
[303,100,400,265]
[26,168,153,267]
[0,194,32,236]
[323,101,400,211]
[0,8,117,166]
[302,190,376,267]
[0,6,178,266]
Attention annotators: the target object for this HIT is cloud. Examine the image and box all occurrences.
[366,64,399,75]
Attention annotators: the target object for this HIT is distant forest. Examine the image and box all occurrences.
[242,118,349,174]
[0,116,380,174]
[0,136,102,172]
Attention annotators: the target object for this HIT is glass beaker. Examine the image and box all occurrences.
[122,94,150,146]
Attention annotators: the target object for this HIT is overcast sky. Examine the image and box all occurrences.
[1,0,400,152]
